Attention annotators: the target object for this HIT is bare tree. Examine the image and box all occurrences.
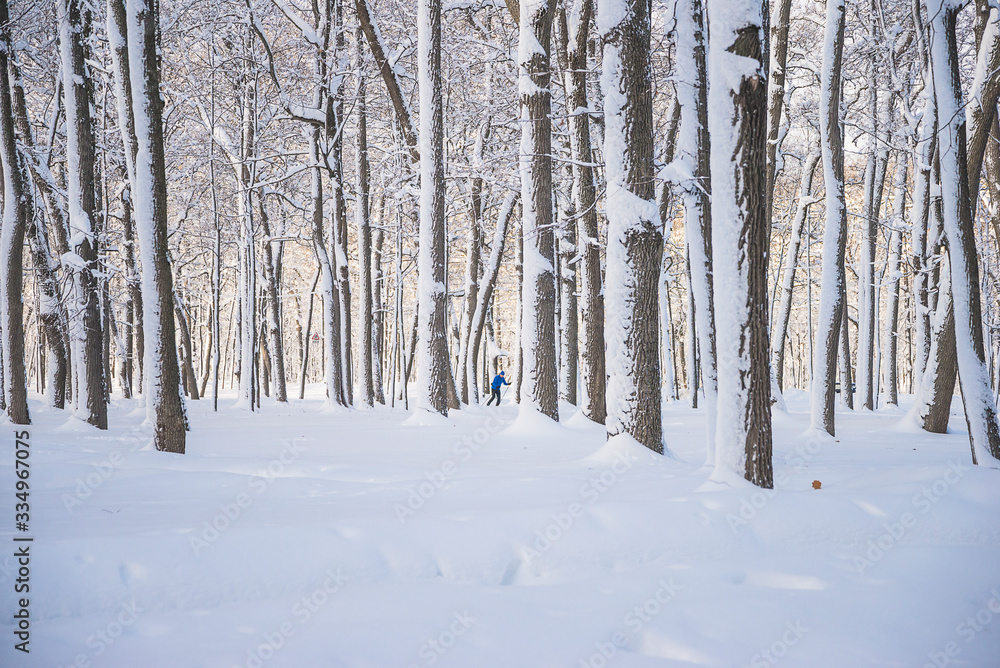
[771,150,821,390]
[519,0,559,421]
[417,0,450,415]
[560,0,604,423]
[61,0,108,429]
[111,0,187,452]
[0,0,29,424]
[674,0,716,456]
[602,0,662,451]
[927,0,1000,464]
[707,0,772,486]
[810,0,848,438]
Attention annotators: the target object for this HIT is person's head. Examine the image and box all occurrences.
[500,370,505,376]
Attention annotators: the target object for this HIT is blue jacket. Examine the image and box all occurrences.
[491,374,510,390]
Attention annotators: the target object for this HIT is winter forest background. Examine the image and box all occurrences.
[2,0,1000,664]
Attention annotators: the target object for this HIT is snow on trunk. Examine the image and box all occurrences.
[927,0,1000,465]
[770,150,820,390]
[673,0,716,460]
[417,0,450,416]
[706,0,772,486]
[60,0,107,429]
[124,0,186,452]
[519,0,559,422]
[0,0,29,424]
[809,0,847,438]
[600,0,662,452]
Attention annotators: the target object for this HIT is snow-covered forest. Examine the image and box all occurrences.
[2,0,1000,664]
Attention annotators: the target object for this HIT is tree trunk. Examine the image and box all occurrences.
[562,0,604,423]
[882,156,907,406]
[174,292,199,400]
[467,194,516,405]
[61,0,107,429]
[0,0,30,424]
[602,0,661,451]
[771,150,820,390]
[458,118,489,404]
[258,192,288,402]
[121,0,187,452]
[417,0,450,415]
[675,0,716,457]
[928,1,1000,464]
[706,0,773,486]
[810,0,848,437]
[298,269,319,400]
[857,7,889,412]
[519,0,559,421]
[355,54,374,408]
[765,0,792,227]
[373,225,386,404]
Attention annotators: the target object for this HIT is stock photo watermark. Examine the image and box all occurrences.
[521,448,638,562]
[407,610,477,667]
[748,620,810,667]
[727,435,824,532]
[190,439,306,555]
[922,587,1000,668]
[394,406,516,524]
[579,577,682,667]
[233,568,348,668]
[56,600,142,668]
[852,460,967,574]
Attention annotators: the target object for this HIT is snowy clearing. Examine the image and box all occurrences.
[2,390,998,667]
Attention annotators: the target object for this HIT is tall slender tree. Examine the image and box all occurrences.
[116,0,187,452]
[601,0,662,451]
[61,0,108,429]
[706,0,772,486]
[810,0,848,438]
[674,0,716,457]
[519,0,559,421]
[927,0,1000,464]
[561,0,605,423]
[0,0,29,424]
[417,0,450,416]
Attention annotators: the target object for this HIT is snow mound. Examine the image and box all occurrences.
[581,433,672,470]
[501,404,571,442]
[402,408,454,427]
[562,408,604,432]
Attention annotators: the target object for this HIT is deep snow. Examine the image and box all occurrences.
[1,389,998,667]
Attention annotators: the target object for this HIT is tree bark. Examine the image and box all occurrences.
[810,0,848,437]
[519,0,559,421]
[8,43,67,410]
[928,1,1000,464]
[258,192,287,402]
[0,0,30,424]
[771,150,820,390]
[675,0,716,457]
[706,0,773,486]
[417,0,450,415]
[356,49,375,408]
[458,118,489,404]
[121,0,187,452]
[61,0,107,429]
[882,156,907,406]
[562,0,604,423]
[602,0,662,451]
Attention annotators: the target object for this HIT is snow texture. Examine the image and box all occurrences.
[705,1,763,482]
[3,391,999,666]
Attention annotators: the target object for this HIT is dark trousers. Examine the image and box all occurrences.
[487,387,502,405]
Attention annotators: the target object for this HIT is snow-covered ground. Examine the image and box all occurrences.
[2,389,998,667]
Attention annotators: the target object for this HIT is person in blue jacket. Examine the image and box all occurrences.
[487,370,509,406]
